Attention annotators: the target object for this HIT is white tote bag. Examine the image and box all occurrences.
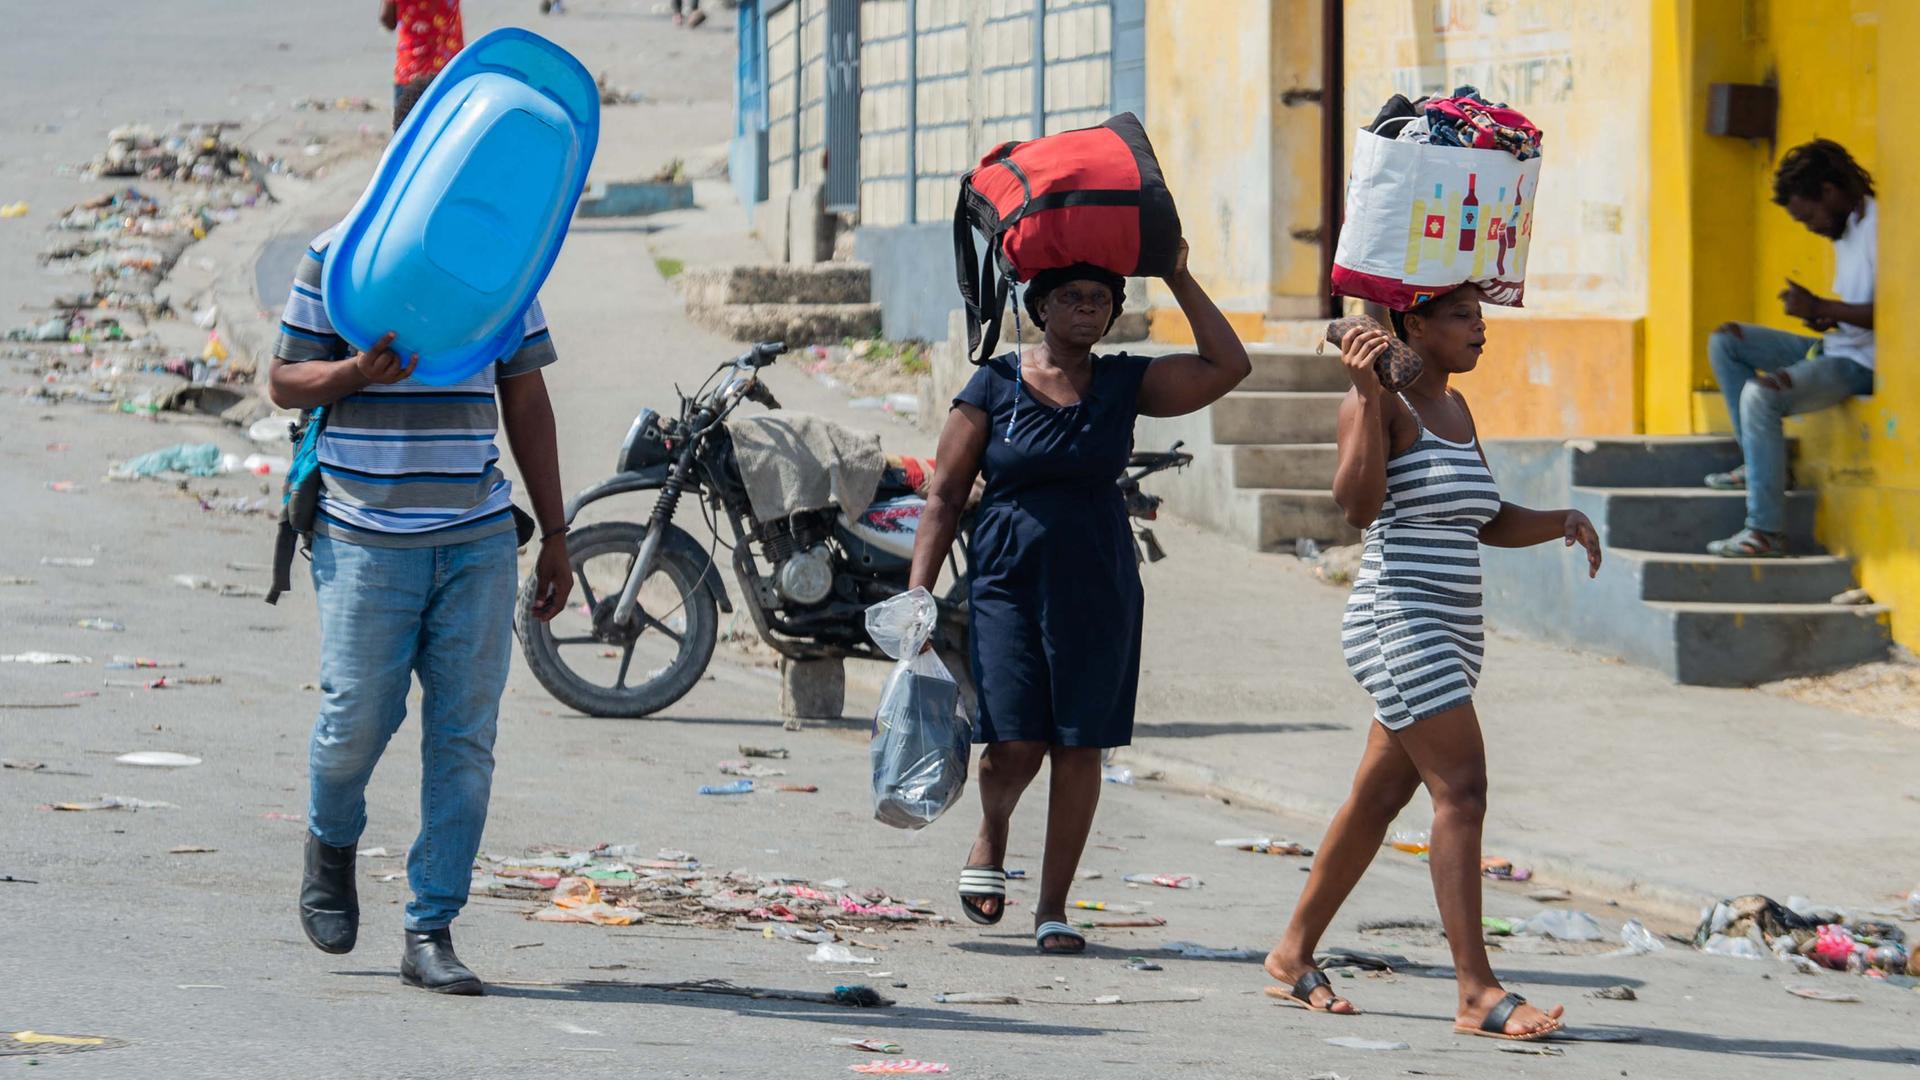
[1331,126,1543,310]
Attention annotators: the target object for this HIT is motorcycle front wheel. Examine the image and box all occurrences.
[515,521,719,718]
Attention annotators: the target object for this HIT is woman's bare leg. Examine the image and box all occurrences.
[962,740,1047,920]
[1265,721,1422,1011]
[1390,702,1561,1036]
[1034,745,1103,951]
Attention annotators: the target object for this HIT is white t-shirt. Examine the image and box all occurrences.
[1826,196,1876,369]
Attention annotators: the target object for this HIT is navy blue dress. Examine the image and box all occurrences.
[954,350,1153,748]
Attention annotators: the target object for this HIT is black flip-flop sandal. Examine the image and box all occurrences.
[1263,969,1355,1014]
[958,865,1007,926]
[1454,992,1561,1041]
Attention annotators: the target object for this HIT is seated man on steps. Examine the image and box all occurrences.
[1704,139,1876,558]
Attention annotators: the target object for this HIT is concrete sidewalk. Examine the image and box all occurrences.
[1107,512,1920,923]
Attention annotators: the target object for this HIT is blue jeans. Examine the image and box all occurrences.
[1707,324,1874,533]
[307,531,517,931]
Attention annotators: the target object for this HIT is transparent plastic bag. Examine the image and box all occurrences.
[865,588,971,830]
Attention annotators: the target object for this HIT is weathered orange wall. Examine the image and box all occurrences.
[1458,316,1645,437]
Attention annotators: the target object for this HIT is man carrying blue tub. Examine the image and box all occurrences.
[268,244,573,995]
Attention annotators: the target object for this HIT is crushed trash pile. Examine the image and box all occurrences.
[1694,893,1918,984]
[472,845,946,935]
[82,124,267,187]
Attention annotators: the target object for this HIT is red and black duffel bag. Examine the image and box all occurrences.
[954,112,1181,364]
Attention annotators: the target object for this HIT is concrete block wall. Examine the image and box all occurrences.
[859,0,912,227]
[1044,0,1112,132]
[765,1,800,203]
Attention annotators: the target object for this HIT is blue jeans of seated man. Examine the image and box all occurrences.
[1707,324,1875,534]
[307,530,517,931]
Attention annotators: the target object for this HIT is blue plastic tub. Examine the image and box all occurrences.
[323,28,599,385]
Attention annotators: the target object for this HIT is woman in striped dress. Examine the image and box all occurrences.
[1262,285,1602,1041]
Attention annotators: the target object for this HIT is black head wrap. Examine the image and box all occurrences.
[1022,263,1126,330]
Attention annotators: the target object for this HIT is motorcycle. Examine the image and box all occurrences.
[514,340,1193,719]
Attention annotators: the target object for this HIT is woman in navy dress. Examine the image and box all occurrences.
[909,241,1249,953]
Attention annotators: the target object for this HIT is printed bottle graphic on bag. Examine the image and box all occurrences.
[1421,183,1449,266]
[1499,177,1526,277]
[1471,180,1493,279]
[1405,188,1428,275]
[1512,176,1533,278]
[1491,185,1509,276]
[1457,173,1480,265]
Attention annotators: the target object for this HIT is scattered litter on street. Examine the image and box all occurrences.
[1074,916,1165,929]
[1481,856,1532,881]
[109,442,223,479]
[718,760,786,778]
[40,795,175,812]
[622,979,891,1008]
[1590,984,1637,1000]
[833,1038,903,1054]
[1070,900,1146,913]
[1325,1037,1408,1051]
[1481,916,1518,936]
[811,942,879,965]
[777,784,819,793]
[849,1060,947,1075]
[1693,894,1908,978]
[2,652,91,665]
[115,751,201,768]
[262,811,305,823]
[0,1030,130,1056]
[1497,1044,1565,1056]
[1101,764,1135,785]
[1518,909,1604,941]
[1162,941,1256,960]
[932,992,1021,1005]
[1124,874,1199,889]
[1785,984,1862,1002]
[740,745,790,759]
[1216,837,1314,856]
[76,618,125,632]
[168,846,216,854]
[1,875,40,885]
[1126,957,1163,971]
[699,779,754,795]
[1608,919,1665,957]
[41,557,95,568]
[1387,830,1429,855]
[1527,887,1572,902]
[0,576,35,586]
[533,878,646,926]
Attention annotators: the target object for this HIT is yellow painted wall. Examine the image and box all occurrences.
[1143,0,1278,316]
[1647,0,1918,650]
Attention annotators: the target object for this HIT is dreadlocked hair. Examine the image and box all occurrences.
[1772,139,1874,207]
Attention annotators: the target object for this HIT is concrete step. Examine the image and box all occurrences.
[1573,485,1818,554]
[1244,348,1349,392]
[1210,391,1343,445]
[681,263,872,307]
[1648,601,1892,686]
[1617,549,1860,604]
[1230,443,1338,489]
[688,302,883,346]
[1570,436,1795,488]
[1243,488,1360,548]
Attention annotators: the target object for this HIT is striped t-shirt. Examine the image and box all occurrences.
[273,229,558,548]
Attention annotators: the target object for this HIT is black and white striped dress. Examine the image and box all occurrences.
[1341,392,1503,729]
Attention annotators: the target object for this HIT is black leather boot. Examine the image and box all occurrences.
[400,928,484,995]
[299,835,358,954]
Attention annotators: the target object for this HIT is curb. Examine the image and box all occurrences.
[1109,742,1718,928]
